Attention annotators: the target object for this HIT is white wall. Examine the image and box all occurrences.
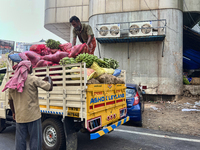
[90,9,183,95]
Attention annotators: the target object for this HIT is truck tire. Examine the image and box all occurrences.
[42,118,66,150]
[0,118,6,133]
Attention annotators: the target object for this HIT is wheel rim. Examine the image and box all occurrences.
[43,125,57,147]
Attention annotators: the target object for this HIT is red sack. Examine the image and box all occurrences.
[25,51,42,67]
[43,51,69,63]
[50,49,59,54]
[59,43,72,52]
[35,60,53,68]
[36,44,46,51]
[34,44,51,56]
[68,43,87,58]
[30,45,40,54]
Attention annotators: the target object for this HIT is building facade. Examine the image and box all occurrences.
[44,0,200,96]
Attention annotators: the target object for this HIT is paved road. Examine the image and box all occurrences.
[0,124,200,150]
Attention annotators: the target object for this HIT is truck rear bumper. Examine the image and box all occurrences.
[90,116,130,140]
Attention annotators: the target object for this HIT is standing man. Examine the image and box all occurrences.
[70,15,96,55]
[2,60,53,150]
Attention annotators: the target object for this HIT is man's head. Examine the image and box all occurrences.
[17,60,32,74]
[69,16,81,31]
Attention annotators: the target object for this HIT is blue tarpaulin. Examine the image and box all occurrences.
[183,26,200,70]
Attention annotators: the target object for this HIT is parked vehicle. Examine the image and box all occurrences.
[126,83,144,127]
[0,52,129,150]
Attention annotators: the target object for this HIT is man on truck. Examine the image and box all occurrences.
[2,60,53,150]
[70,15,96,55]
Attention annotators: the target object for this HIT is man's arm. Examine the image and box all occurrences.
[72,37,77,47]
[86,25,94,46]
[9,99,15,120]
[86,35,92,46]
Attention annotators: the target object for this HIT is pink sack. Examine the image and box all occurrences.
[59,43,72,53]
[25,51,42,67]
[41,47,51,56]
[68,43,87,58]
[43,51,69,63]
[18,52,28,60]
[35,60,53,68]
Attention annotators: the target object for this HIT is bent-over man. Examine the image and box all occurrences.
[70,15,96,55]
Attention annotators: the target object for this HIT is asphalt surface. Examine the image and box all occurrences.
[0,124,200,150]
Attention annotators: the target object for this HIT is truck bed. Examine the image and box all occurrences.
[5,61,126,129]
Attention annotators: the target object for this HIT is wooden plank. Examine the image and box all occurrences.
[51,81,63,84]
[49,97,63,100]
[65,74,82,78]
[35,70,63,75]
[65,80,84,84]
[48,90,85,95]
[65,68,85,73]
[50,76,63,79]
[63,65,66,118]
[49,102,63,107]
[63,63,84,68]
[65,97,86,101]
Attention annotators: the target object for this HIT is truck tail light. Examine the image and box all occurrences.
[133,92,140,106]
[87,116,102,132]
[107,115,110,121]
[110,114,113,120]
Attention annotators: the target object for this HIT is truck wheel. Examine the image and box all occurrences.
[0,118,6,133]
[42,118,66,150]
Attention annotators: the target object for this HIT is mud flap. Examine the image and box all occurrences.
[63,117,78,150]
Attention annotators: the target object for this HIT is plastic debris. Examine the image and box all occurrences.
[182,109,200,112]
[195,101,200,106]
[150,106,158,110]
[184,102,192,105]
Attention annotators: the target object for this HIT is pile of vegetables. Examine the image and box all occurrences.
[59,57,76,65]
[46,39,61,49]
[59,53,119,69]
[59,57,77,69]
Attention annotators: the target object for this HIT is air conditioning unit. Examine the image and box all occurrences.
[97,24,120,38]
[129,22,153,37]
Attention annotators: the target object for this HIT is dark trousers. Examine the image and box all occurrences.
[15,118,42,150]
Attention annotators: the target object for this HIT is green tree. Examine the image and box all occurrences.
[0,61,6,68]
[0,53,8,68]
[0,74,5,85]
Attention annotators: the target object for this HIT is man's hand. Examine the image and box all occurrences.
[43,76,53,91]
[12,113,15,120]
[43,76,49,82]
[87,44,93,54]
